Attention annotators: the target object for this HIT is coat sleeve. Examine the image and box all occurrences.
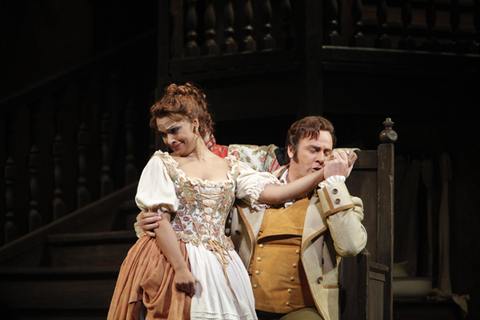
[318,181,367,257]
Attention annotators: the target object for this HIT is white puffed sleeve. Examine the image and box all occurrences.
[135,155,179,213]
[236,161,282,210]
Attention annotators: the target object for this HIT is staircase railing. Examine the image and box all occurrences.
[157,0,478,83]
[0,29,158,246]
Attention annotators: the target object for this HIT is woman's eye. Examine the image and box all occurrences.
[171,127,179,134]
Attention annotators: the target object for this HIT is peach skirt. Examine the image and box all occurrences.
[107,236,191,320]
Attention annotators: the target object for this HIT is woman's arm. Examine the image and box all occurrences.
[258,167,326,204]
[258,150,356,204]
[155,212,196,295]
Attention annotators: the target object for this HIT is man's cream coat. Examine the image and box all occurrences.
[230,175,367,320]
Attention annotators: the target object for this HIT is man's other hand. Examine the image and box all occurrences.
[137,211,162,237]
[324,150,357,179]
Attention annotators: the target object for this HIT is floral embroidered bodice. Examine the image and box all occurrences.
[158,153,238,252]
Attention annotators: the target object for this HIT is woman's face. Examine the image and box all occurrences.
[156,116,199,155]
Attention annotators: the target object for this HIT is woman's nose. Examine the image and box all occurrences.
[166,134,175,145]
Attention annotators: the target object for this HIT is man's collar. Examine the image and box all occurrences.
[277,167,289,183]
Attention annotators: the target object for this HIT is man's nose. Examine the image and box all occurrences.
[316,153,325,163]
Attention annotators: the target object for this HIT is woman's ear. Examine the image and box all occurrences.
[192,118,200,133]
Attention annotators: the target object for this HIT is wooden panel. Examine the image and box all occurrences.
[339,250,369,320]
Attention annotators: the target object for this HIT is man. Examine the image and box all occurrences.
[135,116,367,320]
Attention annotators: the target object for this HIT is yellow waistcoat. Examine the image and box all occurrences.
[249,198,315,313]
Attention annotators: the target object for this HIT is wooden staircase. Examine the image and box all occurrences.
[0,185,140,320]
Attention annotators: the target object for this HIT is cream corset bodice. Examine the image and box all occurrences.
[170,176,237,252]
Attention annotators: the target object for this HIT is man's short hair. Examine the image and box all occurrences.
[285,116,336,163]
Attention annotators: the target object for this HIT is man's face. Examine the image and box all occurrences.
[287,130,333,182]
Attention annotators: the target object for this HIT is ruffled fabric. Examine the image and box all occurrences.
[136,155,179,214]
[319,175,346,189]
[236,161,282,211]
[107,237,191,320]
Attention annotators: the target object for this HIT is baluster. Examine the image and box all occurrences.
[261,0,276,50]
[242,0,256,52]
[449,0,460,51]
[169,0,184,59]
[52,134,65,219]
[4,157,17,243]
[324,0,342,45]
[279,0,293,49]
[223,0,238,53]
[77,122,90,208]
[101,112,113,196]
[125,102,138,185]
[374,0,391,48]
[185,0,201,57]
[28,102,42,231]
[203,0,219,55]
[424,0,439,51]
[51,89,66,220]
[474,0,480,53]
[3,112,18,243]
[350,0,367,47]
[399,0,416,50]
[76,77,91,209]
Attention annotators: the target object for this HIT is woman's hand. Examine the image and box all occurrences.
[174,267,196,295]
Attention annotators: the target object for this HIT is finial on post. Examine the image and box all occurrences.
[380,118,398,143]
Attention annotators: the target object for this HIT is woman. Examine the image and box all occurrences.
[107,83,331,320]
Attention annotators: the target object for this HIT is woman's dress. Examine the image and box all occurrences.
[108,151,279,320]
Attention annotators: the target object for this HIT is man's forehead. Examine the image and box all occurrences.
[300,130,332,146]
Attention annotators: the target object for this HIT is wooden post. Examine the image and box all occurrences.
[378,118,397,320]
[223,0,238,53]
[399,0,416,50]
[28,101,42,232]
[202,0,220,55]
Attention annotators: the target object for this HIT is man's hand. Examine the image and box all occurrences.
[324,150,357,179]
[137,211,162,237]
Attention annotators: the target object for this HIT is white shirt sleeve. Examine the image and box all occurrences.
[135,155,179,213]
[236,161,282,210]
[319,175,346,189]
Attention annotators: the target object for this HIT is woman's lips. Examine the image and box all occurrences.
[170,143,182,150]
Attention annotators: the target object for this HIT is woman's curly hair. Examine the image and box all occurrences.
[150,82,214,137]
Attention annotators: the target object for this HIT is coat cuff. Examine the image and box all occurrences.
[319,182,355,217]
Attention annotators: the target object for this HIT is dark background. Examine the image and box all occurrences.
[1,0,478,319]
